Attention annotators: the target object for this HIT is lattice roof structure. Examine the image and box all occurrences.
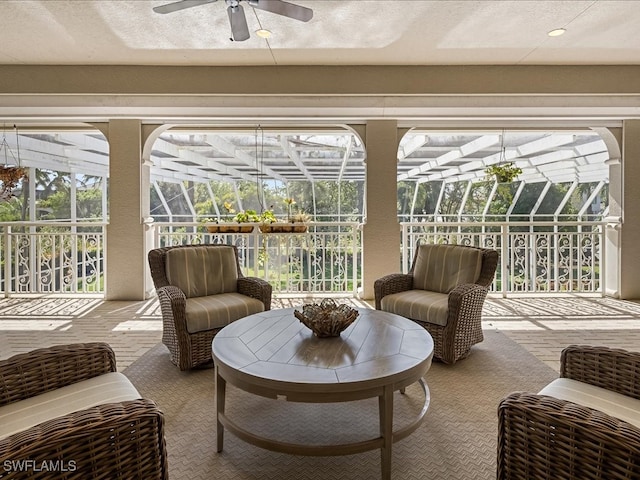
[4,128,610,186]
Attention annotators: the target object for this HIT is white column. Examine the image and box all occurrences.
[620,120,640,298]
[105,119,148,300]
[361,120,400,299]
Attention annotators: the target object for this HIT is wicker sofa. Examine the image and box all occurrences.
[374,243,498,364]
[498,345,640,480]
[0,342,168,480]
[148,244,272,370]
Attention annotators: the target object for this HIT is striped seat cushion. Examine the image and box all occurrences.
[413,244,483,294]
[185,292,265,333]
[380,290,449,326]
[165,246,238,298]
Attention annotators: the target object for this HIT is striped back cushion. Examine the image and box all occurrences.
[165,246,238,298]
[412,244,483,294]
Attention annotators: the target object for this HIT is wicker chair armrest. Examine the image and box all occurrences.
[446,283,488,325]
[0,343,116,407]
[0,399,168,480]
[498,391,640,480]
[560,345,640,400]
[374,273,413,309]
[156,284,186,303]
[238,277,273,311]
[477,248,499,287]
[155,285,190,339]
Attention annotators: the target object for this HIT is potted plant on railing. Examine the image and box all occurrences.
[204,202,259,233]
[258,198,310,233]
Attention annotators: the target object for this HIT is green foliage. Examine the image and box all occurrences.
[259,209,277,224]
[0,197,25,221]
[485,163,522,183]
[233,209,261,223]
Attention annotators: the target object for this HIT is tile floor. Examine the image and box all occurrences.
[1,295,639,372]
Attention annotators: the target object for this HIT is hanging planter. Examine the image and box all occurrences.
[206,223,255,234]
[203,206,260,234]
[485,163,522,183]
[0,124,28,202]
[259,223,308,234]
[258,203,309,233]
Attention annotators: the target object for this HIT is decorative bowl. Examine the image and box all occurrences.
[294,298,359,338]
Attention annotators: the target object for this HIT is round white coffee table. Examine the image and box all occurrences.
[212,307,434,480]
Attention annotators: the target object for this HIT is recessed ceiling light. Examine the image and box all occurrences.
[255,29,272,39]
[548,28,566,37]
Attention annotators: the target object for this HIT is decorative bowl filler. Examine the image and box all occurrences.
[294,298,359,337]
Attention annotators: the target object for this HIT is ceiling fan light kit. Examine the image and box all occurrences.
[153,0,312,42]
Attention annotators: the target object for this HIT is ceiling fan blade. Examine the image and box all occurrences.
[228,4,250,41]
[153,0,217,14]
[248,0,313,22]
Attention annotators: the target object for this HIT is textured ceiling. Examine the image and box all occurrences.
[1,1,622,189]
[2,0,640,66]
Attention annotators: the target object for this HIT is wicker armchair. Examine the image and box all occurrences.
[498,345,640,480]
[0,343,168,480]
[374,243,498,364]
[148,244,272,370]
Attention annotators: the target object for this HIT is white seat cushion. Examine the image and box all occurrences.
[0,372,141,440]
[539,378,640,429]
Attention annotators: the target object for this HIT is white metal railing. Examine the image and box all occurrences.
[152,222,361,295]
[0,220,609,297]
[0,222,105,296]
[401,221,608,295]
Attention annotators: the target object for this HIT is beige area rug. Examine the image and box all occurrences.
[124,329,557,480]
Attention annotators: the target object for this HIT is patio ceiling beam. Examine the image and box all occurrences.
[17,135,109,167]
[152,138,256,182]
[17,155,107,177]
[398,134,499,181]
[526,149,576,167]
[578,181,606,217]
[398,134,428,160]
[530,182,552,218]
[459,181,472,219]
[7,135,109,175]
[338,137,354,183]
[506,181,526,217]
[150,158,228,183]
[206,183,221,218]
[573,139,608,156]
[152,181,171,219]
[554,181,579,217]
[410,180,419,220]
[151,170,222,184]
[56,133,109,154]
[515,134,575,156]
[279,136,314,182]
[180,182,196,220]
[203,135,285,182]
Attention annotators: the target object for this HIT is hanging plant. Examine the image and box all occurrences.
[485,163,522,183]
[0,125,28,201]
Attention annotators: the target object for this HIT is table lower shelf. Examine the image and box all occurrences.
[216,377,430,479]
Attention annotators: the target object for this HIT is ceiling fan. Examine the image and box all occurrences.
[153,0,313,42]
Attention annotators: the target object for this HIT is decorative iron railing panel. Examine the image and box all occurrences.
[400,221,607,295]
[0,220,608,297]
[0,223,105,296]
[152,222,361,295]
